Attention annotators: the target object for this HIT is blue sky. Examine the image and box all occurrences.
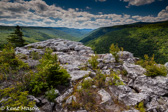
[0,0,168,29]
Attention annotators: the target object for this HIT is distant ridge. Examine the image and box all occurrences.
[0,26,92,48]
[81,20,168,63]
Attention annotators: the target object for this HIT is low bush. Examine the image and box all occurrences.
[136,102,145,112]
[88,55,99,70]
[28,48,70,95]
[0,44,29,81]
[81,79,92,89]
[0,87,35,110]
[136,54,167,77]
[110,43,121,63]
[45,87,59,102]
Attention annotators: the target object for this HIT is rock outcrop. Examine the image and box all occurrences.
[10,39,168,112]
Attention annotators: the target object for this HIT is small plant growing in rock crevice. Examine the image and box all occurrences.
[88,55,99,70]
[110,43,121,63]
[136,102,146,112]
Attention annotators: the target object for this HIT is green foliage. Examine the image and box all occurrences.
[0,87,35,111]
[84,21,168,63]
[94,71,106,88]
[109,72,124,86]
[81,79,92,89]
[30,51,40,60]
[136,102,145,112]
[7,25,26,47]
[0,44,29,80]
[88,55,99,69]
[28,48,70,95]
[45,87,59,102]
[137,55,167,77]
[78,89,96,111]
[110,43,120,62]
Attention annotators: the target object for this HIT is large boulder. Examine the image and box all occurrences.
[132,76,168,96]
[123,62,146,76]
[117,51,134,60]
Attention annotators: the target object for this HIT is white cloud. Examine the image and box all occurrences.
[122,0,155,6]
[0,0,167,29]
[158,6,168,18]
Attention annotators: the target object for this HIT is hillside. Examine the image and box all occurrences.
[53,27,92,38]
[81,21,168,63]
[0,26,91,49]
[0,39,168,112]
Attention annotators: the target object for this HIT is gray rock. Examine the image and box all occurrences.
[98,89,113,105]
[123,62,146,75]
[102,53,115,63]
[133,76,168,96]
[55,88,73,103]
[165,62,168,69]
[65,95,76,104]
[23,59,39,68]
[109,85,147,106]
[146,96,168,112]
[118,51,134,60]
[84,77,92,81]
[27,95,40,104]
[40,102,53,112]
[69,70,90,81]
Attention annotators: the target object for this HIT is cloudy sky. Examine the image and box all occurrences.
[0,0,168,29]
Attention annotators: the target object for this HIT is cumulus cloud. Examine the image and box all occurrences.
[122,0,155,6]
[0,0,167,29]
[158,6,168,18]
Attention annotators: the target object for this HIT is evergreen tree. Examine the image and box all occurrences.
[7,25,25,47]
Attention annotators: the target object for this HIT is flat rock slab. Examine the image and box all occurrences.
[69,70,90,81]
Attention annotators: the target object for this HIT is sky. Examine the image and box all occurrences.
[0,0,168,29]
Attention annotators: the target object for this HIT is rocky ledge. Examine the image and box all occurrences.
[12,39,168,112]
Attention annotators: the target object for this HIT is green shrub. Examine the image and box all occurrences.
[45,87,59,102]
[145,64,167,77]
[0,44,29,81]
[136,102,145,112]
[94,71,106,88]
[137,54,167,77]
[82,79,92,89]
[110,72,124,86]
[0,87,35,111]
[110,43,120,63]
[28,48,70,95]
[88,55,99,69]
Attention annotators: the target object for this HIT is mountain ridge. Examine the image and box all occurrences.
[81,20,168,63]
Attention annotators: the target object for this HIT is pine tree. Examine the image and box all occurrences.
[7,25,25,47]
